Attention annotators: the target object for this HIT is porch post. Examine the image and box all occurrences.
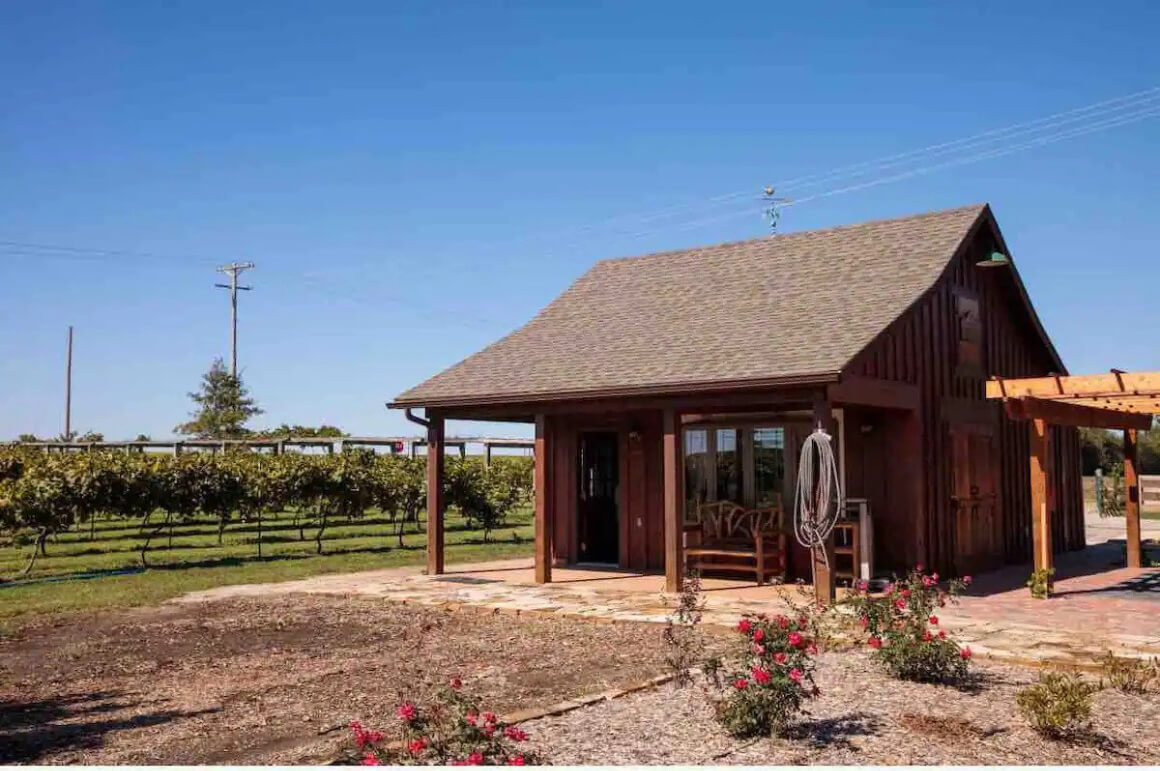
[426,416,445,576]
[534,414,553,583]
[663,408,684,593]
[811,396,836,605]
[1029,418,1053,583]
[1124,428,1142,568]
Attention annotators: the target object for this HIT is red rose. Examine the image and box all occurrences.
[938,630,947,639]
[776,615,790,629]
[894,598,907,610]
[450,677,463,690]
[922,630,932,642]
[788,631,803,648]
[929,616,939,625]
[408,738,428,754]
[483,712,497,724]
[753,628,765,642]
[963,575,973,585]
[868,636,883,650]
[397,703,417,722]
[508,756,526,766]
[504,725,529,742]
[467,751,485,765]
[789,668,803,683]
[900,588,912,598]
[361,753,382,766]
[916,563,925,572]
[774,651,788,665]
[752,667,771,684]
[733,678,748,690]
[961,647,972,659]
[738,619,753,634]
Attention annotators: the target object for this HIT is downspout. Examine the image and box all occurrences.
[402,407,430,428]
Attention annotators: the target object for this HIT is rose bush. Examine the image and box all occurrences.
[710,613,820,737]
[351,678,536,766]
[845,565,972,684]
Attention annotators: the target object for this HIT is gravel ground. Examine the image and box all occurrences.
[0,595,692,765]
[522,651,1160,765]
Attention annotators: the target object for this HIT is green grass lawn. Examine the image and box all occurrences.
[0,506,533,624]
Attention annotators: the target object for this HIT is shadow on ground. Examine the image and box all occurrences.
[0,691,221,763]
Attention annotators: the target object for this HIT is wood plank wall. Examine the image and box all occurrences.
[845,220,1084,573]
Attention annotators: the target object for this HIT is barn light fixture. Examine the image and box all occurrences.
[976,250,1010,268]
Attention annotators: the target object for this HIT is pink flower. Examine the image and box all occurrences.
[408,738,428,754]
[922,630,932,642]
[504,725,529,742]
[788,668,803,683]
[963,575,973,585]
[929,616,939,626]
[751,666,771,685]
[508,756,526,766]
[753,628,766,643]
[733,678,748,690]
[774,651,788,665]
[738,619,753,634]
[467,751,485,765]
[450,676,463,690]
[751,643,766,655]
[868,636,883,650]
[900,588,912,598]
[466,711,478,726]
[788,631,803,647]
[916,563,925,572]
[361,753,382,766]
[961,647,972,660]
[483,712,497,724]
[397,702,417,722]
[776,615,790,629]
[938,630,947,639]
[483,724,496,737]
[894,598,907,610]
[807,643,819,655]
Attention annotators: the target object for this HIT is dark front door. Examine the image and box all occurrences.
[577,431,619,564]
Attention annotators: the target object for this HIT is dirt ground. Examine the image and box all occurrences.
[0,595,686,765]
[523,651,1160,765]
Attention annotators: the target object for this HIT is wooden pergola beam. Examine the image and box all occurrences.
[986,371,1160,400]
[1003,397,1153,430]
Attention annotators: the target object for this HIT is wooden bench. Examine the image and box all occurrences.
[684,501,787,585]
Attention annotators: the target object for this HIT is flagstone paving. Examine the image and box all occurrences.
[177,548,1160,667]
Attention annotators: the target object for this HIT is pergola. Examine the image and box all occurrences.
[986,370,1157,582]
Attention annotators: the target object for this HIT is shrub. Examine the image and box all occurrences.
[1026,567,1055,599]
[1016,671,1097,740]
[662,570,704,687]
[1099,652,1159,694]
[844,565,971,684]
[351,678,536,765]
[710,614,820,737]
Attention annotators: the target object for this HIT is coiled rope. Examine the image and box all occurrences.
[793,428,844,568]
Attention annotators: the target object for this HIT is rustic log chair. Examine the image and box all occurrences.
[684,500,787,585]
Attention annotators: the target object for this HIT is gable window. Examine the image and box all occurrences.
[955,290,982,373]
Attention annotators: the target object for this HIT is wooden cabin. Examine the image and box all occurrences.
[391,204,1084,590]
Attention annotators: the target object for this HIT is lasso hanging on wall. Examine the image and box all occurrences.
[793,428,844,569]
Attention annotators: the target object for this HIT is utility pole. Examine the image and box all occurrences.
[64,325,73,439]
[215,262,255,378]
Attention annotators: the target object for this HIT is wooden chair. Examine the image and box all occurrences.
[684,501,787,585]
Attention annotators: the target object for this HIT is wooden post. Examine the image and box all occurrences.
[484,443,492,468]
[1124,428,1142,568]
[811,396,836,605]
[663,408,684,593]
[534,415,553,583]
[426,417,445,576]
[1029,418,1053,583]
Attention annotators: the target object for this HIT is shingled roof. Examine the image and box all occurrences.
[394,204,991,407]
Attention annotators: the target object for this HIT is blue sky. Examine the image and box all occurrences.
[2,1,1158,440]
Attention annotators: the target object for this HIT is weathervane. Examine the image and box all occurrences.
[762,186,791,233]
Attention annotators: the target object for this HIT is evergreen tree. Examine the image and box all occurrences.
[175,358,263,438]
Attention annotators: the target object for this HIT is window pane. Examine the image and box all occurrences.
[752,427,785,508]
[716,429,741,504]
[683,429,709,520]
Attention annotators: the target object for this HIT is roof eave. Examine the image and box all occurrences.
[388,371,842,411]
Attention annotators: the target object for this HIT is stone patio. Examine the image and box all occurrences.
[178,540,1160,667]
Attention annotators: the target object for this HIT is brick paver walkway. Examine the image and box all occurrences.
[178,547,1160,667]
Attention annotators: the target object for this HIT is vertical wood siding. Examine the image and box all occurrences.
[845,219,1084,573]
